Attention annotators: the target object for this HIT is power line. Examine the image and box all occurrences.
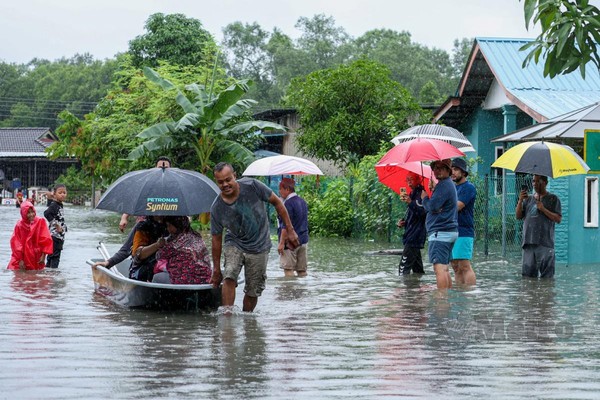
[0,113,87,121]
[0,96,100,106]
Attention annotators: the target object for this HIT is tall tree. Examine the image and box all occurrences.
[221,21,281,108]
[270,15,353,93]
[353,29,455,101]
[49,56,224,182]
[451,38,474,79]
[128,67,286,174]
[128,13,218,68]
[295,14,353,69]
[0,55,116,130]
[521,0,600,78]
[286,59,428,166]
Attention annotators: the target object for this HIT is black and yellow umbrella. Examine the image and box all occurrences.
[492,141,590,178]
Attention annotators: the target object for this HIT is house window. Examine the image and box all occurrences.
[584,177,599,228]
[494,146,504,195]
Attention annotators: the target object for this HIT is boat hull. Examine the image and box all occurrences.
[89,259,221,311]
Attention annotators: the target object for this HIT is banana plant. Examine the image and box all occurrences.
[128,67,286,174]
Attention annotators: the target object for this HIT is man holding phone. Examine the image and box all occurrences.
[516,174,562,278]
[397,172,427,275]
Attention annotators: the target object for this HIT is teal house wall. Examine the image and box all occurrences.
[550,175,600,265]
[434,37,600,266]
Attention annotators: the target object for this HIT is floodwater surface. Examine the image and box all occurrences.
[0,205,599,399]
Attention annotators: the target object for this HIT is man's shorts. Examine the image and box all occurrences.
[451,236,474,260]
[223,245,269,297]
[280,244,308,272]
[428,231,458,265]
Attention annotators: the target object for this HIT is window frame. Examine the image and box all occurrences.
[494,146,504,195]
[584,176,599,228]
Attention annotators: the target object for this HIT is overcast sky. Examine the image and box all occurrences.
[1,0,542,64]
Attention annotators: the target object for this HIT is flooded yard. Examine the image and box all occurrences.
[0,204,599,399]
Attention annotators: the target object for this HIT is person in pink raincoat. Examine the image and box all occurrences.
[8,201,54,270]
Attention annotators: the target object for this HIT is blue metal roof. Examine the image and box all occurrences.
[477,37,600,119]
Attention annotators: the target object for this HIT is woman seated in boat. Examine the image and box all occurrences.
[130,216,167,281]
[152,216,212,285]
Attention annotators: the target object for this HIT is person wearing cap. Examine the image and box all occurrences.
[277,177,309,277]
[420,158,458,289]
[450,158,477,285]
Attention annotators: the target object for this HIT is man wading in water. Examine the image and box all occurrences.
[210,162,299,312]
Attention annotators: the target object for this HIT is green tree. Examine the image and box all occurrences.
[353,29,456,99]
[128,66,286,174]
[287,58,427,166]
[521,0,600,78]
[419,80,443,104]
[0,55,117,130]
[49,57,223,182]
[128,13,218,68]
[268,15,353,96]
[295,14,353,69]
[451,38,474,79]
[222,21,282,108]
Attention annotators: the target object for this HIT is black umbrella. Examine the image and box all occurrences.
[96,167,219,216]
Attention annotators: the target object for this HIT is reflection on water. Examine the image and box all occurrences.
[0,205,600,399]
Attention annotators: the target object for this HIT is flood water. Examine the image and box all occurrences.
[1,204,599,399]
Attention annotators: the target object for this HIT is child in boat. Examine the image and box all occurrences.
[8,201,54,270]
[44,184,68,269]
[152,216,212,285]
[130,216,166,281]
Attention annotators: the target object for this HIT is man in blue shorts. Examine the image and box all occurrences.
[450,158,477,285]
[210,162,299,312]
[420,159,458,289]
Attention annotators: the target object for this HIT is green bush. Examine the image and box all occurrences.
[305,179,353,237]
[350,153,404,240]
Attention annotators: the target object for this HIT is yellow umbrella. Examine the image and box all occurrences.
[492,141,590,178]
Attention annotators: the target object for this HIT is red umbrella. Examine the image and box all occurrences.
[375,161,437,196]
[378,138,465,165]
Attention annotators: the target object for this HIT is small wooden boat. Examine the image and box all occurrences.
[88,258,222,311]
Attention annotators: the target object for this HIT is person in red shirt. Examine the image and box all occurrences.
[7,201,54,270]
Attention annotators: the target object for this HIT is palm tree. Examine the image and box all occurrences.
[128,67,285,174]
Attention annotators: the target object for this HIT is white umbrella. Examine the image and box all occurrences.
[391,124,475,153]
[243,155,323,176]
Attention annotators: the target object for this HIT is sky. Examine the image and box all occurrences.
[1,0,542,64]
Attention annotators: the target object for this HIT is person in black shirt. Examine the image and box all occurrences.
[397,172,427,275]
